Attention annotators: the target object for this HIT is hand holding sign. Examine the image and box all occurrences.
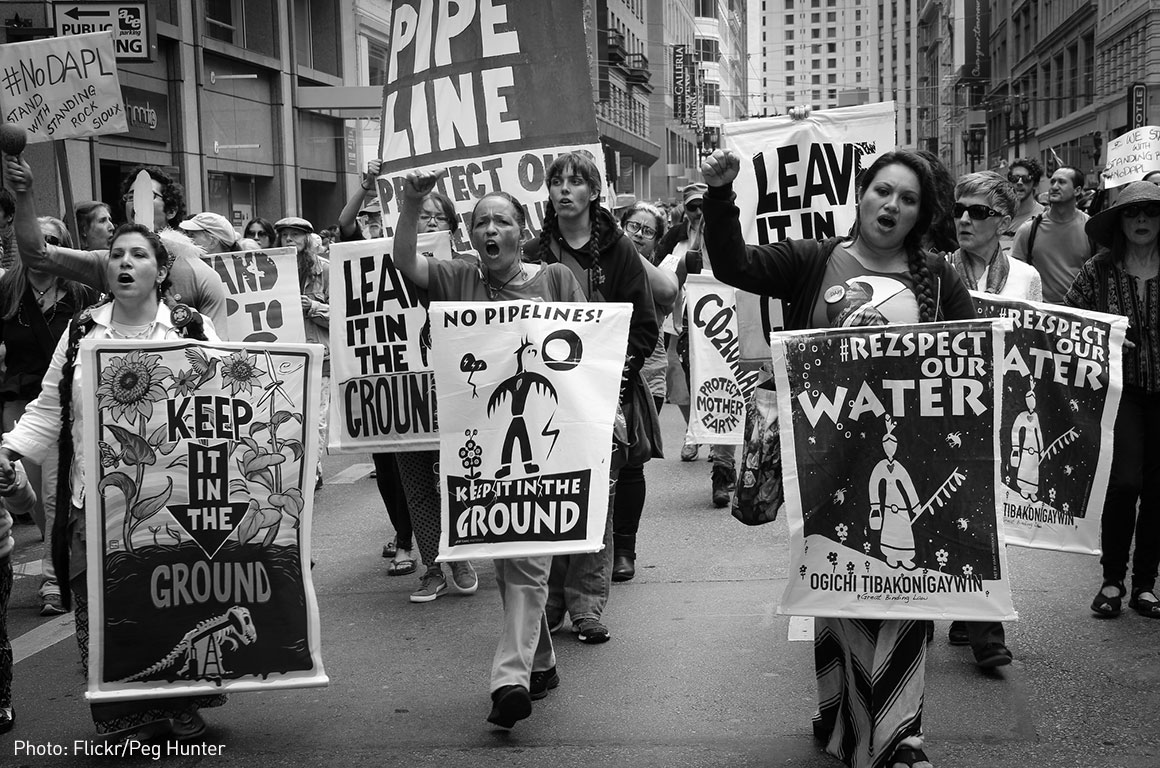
[701,148,741,188]
[1,153,32,194]
[403,168,448,203]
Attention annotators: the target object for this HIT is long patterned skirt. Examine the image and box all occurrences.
[813,618,928,768]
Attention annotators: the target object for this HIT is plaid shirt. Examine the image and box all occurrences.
[1064,255,1160,393]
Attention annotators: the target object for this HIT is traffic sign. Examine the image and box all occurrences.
[52,2,155,63]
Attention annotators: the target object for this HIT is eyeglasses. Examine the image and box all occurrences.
[953,202,1004,221]
[1120,203,1160,219]
[246,230,268,239]
[44,235,61,246]
[685,202,702,212]
[122,191,163,204]
[623,220,657,238]
[1007,174,1033,185]
[419,214,449,224]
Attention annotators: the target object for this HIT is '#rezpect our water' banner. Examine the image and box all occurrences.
[327,232,454,452]
[81,340,328,702]
[721,102,897,366]
[685,274,759,445]
[972,294,1126,554]
[772,320,1018,621]
[428,301,630,560]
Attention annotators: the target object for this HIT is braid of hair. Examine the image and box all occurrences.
[588,205,605,289]
[907,247,937,322]
[51,300,104,609]
[539,204,558,263]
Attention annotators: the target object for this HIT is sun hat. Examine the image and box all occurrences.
[178,212,237,246]
[682,183,707,205]
[358,198,382,216]
[274,216,314,234]
[1085,181,1160,247]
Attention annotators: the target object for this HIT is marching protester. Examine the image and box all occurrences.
[391,167,586,728]
[275,217,330,490]
[242,217,277,250]
[1064,180,1160,620]
[614,202,677,582]
[0,223,219,742]
[1001,158,1046,247]
[74,201,115,251]
[1009,166,1094,303]
[943,170,1041,668]
[0,457,35,735]
[702,146,974,768]
[523,151,659,644]
[3,157,229,335]
[178,212,240,254]
[0,216,97,616]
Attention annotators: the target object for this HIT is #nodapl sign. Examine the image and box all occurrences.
[972,294,1127,554]
[428,300,630,560]
[772,320,1017,621]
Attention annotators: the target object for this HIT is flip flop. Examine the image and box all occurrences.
[1129,591,1160,618]
[382,540,398,558]
[388,556,416,576]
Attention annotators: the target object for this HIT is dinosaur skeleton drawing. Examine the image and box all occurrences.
[117,606,257,683]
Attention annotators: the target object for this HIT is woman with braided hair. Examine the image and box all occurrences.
[700,148,974,768]
[521,151,658,644]
[0,223,223,743]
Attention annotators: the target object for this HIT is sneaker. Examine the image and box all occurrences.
[40,593,66,616]
[573,617,610,644]
[529,667,560,700]
[711,464,735,508]
[680,440,699,462]
[449,560,478,594]
[410,567,448,603]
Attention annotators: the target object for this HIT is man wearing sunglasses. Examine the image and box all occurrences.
[1001,158,1045,244]
[1010,165,1096,304]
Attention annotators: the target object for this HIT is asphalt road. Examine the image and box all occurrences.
[3,406,1159,767]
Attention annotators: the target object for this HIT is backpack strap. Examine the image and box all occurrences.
[1025,213,1044,267]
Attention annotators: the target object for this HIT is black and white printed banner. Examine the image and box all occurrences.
[772,320,1018,621]
[428,301,630,560]
[973,294,1126,554]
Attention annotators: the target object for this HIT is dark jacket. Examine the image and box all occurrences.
[524,206,659,374]
[702,183,976,329]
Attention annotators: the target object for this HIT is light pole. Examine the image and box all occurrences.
[1004,99,1031,156]
[962,127,985,173]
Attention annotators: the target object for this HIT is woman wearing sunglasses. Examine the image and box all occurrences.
[947,171,1042,302]
[241,218,276,250]
[1065,181,1160,620]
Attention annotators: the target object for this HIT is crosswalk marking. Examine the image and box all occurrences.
[13,613,75,664]
[12,558,43,579]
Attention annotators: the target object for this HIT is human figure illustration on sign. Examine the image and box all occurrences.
[1009,379,1043,500]
[868,415,920,569]
[487,337,559,479]
[1007,377,1080,503]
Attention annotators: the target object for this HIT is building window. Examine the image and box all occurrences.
[812,89,821,100]
[696,37,720,62]
[703,82,721,106]
[827,27,835,37]
[785,0,793,7]
[812,59,820,68]
[294,0,341,76]
[786,30,793,40]
[206,0,277,56]
[827,11,836,21]
[811,28,819,38]
[827,58,836,67]
[855,41,861,52]
[786,61,795,70]
[786,76,794,85]
[811,12,820,22]
[695,0,718,18]
[368,38,388,86]
[828,43,836,53]
[785,13,794,24]
[855,9,861,20]
[786,45,794,55]
[828,73,836,83]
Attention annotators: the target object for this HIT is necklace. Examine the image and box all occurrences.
[108,320,157,340]
[484,265,525,300]
[30,281,56,308]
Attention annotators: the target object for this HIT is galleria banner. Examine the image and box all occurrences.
[377,0,601,247]
[327,231,453,453]
[685,274,759,445]
[200,247,306,344]
[973,294,1127,554]
[428,300,631,560]
[722,102,896,366]
[772,320,1018,621]
[80,340,328,702]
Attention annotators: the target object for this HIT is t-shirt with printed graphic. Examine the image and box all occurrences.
[810,246,920,328]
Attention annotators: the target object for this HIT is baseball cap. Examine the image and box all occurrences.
[178,212,237,246]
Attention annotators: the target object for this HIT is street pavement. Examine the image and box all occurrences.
[3,406,1159,767]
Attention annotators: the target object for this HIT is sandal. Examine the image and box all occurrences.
[1129,590,1160,618]
[382,540,398,558]
[387,553,416,576]
[888,745,931,767]
[1091,582,1125,617]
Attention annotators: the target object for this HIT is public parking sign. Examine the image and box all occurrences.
[53,2,154,63]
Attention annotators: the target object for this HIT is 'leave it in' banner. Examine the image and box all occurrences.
[80,340,328,702]
[685,274,759,445]
[722,102,896,367]
[201,247,306,344]
[772,320,1017,622]
[428,300,630,560]
[973,294,1126,554]
[327,232,453,453]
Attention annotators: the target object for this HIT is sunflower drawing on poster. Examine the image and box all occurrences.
[971,294,1127,554]
[80,340,328,701]
[771,319,1018,621]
